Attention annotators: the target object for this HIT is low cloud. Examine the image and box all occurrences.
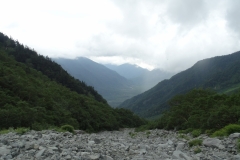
[0,0,239,72]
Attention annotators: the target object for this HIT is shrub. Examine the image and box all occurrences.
[194,147,202,154]
[60,125,75,133]
[15,127,30,135]
[0,129,10,135]
[188,139,202,147]
[212,124,240,137]
[129,131,137,138]
[179,128,194,134]
[191,129,202,137]
[177,134,190,140]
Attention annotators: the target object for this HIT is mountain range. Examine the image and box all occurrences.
[0,32,146,131]
[119,51,240,119]
[105,63,173,92]
[53,58,140,107]
[54,58,173,107]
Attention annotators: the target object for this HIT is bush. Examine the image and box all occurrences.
[194,147,202,154]
[212,124,240,137]
[179,128,194,134]
[188,139,202,147]
[191,129,202,137]
[15,127,29,135]
[60,125,75,133]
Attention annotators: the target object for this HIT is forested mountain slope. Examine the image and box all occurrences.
[119,51,240,118]
[54,58,141,107]
[0,32,105,103]
[0,33,146,131]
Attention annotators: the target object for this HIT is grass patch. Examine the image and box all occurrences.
[129,131,137,138]
[0,127,29,135]
[193,147,202,154]
[179,128,194,134]
[212,124,240,137]
[191,129,202,138]
[60,125,75,133]
[188,139,202,147]
[177,134,190,140]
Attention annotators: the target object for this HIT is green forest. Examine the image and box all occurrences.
[143,89,240,133]
[0,32,146,132]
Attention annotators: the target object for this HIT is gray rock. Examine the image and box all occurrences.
[0,146,10,156]
[203,138,222,148]
[176,142,185,151]
[35,148,46,158]
[172,150,192,160]
[89,154,100,159]
[229,133,240,139]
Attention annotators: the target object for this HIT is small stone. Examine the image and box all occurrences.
[35,148,46,158]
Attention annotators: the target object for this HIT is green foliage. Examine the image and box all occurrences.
[129,131,137,138]
[0,32,147,132]
[0,127,29,135]
[61,125,74,133]
[150,89,240,132]
[179,128,194,134]
[119,50,240,119]
[191,129,202,138]
[188,139,202,147]
[15,127,30,135]
[193,147,202,154]
[0,129,10,135]
[177,134,190,140]
[212,124,240,137]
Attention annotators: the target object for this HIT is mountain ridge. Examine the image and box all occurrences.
[119,51,240,118]
[54,57,141,107]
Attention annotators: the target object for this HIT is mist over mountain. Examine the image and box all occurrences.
[105,63,174,92]
[119,51,240,119]
[54,58,142,107]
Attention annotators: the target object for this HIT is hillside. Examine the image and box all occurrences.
[54,58,142,107]
[0,32,106,104]
[119,51,240,118]
[0,32,146,131]
[105,63,173,92]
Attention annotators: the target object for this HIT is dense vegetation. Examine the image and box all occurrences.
[0,33,146,132]
[145,89,240,132]
[120,51,240,118]
[0,32,106,103]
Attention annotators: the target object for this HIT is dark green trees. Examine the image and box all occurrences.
[154,89,240,131]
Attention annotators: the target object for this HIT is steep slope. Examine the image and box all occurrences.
[119,51,240,118]
[0,32,105,104]
[105,63,173,92]
[54,58,142,107]
[0,33,146,131]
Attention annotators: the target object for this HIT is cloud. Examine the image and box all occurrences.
[225,1,240,37]
[0,0,240,72]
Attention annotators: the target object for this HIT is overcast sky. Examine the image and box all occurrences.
[1,0,240,72]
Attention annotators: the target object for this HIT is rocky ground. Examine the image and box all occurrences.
[0,128,240,160]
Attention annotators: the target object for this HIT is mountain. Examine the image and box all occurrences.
[104,63,148,79]
[119,51,240,118]
[105,63,174,92]
[0,32,146,131]
[54,58,141,107]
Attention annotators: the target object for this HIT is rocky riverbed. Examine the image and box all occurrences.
[1,128,240,160]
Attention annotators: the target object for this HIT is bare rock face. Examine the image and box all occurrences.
[0,129,240,159]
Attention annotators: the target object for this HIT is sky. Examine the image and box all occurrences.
[1,0,240,73]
